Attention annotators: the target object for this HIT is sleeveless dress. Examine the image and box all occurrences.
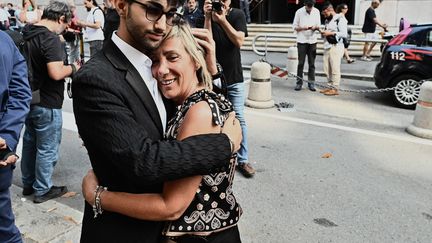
[163,89,242,237]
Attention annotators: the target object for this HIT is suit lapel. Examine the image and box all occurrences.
[104,40,163,135]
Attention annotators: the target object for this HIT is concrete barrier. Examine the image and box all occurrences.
[286,46,298,75]
[406,81,432,139]
[245,61,274,109]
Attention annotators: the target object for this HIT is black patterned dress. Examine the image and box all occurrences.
[163,89,242,237]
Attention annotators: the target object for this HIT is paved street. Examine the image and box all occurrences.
[9,51,432,242]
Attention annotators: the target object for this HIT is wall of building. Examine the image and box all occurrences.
[356,0,432,27]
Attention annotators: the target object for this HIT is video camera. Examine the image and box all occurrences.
[212,0,223,12]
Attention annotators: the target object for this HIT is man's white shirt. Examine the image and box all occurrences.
[292,6,321,44]
[84,7,105,41]
[112,32,167,133]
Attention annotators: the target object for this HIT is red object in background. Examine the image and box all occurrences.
[287,0,325,3]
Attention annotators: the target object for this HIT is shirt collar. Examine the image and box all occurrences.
[111,31,153,68]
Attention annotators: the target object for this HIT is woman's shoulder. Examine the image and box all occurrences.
[184,89,232,126]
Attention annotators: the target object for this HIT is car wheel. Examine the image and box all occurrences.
[391,74,423,109]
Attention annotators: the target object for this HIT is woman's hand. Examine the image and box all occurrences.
[82,169,99,205]
[191,28,217,75]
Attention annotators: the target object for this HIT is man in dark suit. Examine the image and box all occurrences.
[0,30,32,243]
[72,0,241,242]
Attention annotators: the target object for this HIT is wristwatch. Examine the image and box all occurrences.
[212,63,224,80]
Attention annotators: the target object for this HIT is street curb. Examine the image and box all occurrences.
[11,184,82,243]
[242,65,374,81]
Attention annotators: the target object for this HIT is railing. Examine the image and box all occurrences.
[252,33,389,56]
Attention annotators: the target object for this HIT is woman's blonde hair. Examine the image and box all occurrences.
[163,23,213,91]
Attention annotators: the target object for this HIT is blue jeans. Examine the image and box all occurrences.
[227,83,248,164]
[21,106,62,196]
[0,166,22,243]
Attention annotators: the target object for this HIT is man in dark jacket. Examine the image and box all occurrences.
[72,0,241,242]
[20,1,80,204]
[0,30,32,243]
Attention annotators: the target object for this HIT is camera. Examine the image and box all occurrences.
[212,0,223,12]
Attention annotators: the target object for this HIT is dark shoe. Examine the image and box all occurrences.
[294,84,302,91]
[308,84,316,92]
[237,162,256,178]
[33,186,68,204]
[22,186,34,196]
[347,59,355,64]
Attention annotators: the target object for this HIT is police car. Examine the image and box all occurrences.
[374,23,432,109]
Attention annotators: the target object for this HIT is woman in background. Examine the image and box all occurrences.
[336,3,355,64]
[18,0,41,25]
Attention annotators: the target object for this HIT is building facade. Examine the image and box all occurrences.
[6,0,432,27]
[248,0,432,27]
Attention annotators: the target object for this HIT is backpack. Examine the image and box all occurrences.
[5,30,40,104]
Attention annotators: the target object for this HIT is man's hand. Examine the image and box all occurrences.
[203,0,213,17]
[321,30,334,37]
[82,169,99,205]
[221,112,242,153]
[0,137,6,150]
[0,155,18,167]
[191,28,217,74]
[211,3,228,24]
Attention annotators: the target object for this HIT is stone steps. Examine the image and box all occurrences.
[242,24,386,57]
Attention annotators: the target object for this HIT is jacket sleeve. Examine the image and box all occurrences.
[0,37,31,151]
[72,71,232,185]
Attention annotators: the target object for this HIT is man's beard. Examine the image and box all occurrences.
[86,7,91,12]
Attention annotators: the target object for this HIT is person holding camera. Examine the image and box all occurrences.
[292,0,321,91]
[319,2,347,96]
[203,0,256,178]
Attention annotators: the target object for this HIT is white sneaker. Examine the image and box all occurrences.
[361,56,372,61]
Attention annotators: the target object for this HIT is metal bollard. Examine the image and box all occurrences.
[245,61,274,109]
[406,81,432,139]
[286,46,298,75]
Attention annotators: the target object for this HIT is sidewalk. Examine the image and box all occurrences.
[11,184,82,243]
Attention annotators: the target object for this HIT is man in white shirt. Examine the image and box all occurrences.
[292,0,321,91]
[78,0,105,57]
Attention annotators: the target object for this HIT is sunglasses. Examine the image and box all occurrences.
[130,0,179,26]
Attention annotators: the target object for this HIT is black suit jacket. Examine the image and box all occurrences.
[73,39,232,243]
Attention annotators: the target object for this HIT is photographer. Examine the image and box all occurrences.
[204,0,256,178]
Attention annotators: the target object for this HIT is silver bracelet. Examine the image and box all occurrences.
[92,185,107,218]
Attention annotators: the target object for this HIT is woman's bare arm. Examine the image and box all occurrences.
[83,101,222,220]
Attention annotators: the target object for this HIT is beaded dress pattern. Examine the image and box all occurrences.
[163,89,242,236]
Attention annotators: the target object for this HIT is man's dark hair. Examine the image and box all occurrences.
[42,1,72,23]
[322,1,333,11]
[335,3,347,13]
[304,0,315,7]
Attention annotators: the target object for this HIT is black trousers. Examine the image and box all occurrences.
[296,43,317,85]
[170,225,241,243]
